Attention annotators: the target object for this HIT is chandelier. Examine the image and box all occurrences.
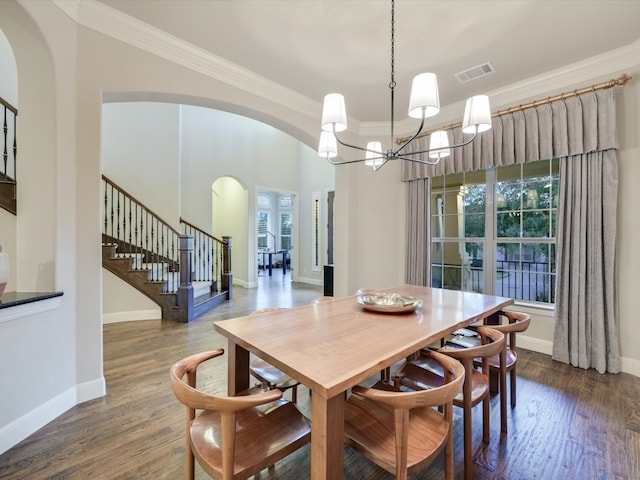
[317,0,492,171]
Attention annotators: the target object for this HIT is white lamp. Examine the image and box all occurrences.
[365,141,384,168]
[462,95,492,134]
[321,93,348,132]
[408,73,440,119]
[428,131,450,159]
[317,131,338,159]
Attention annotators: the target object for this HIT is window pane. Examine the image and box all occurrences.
[465,242,483,293]
[497,211,521,237]
[522,211,549,237]
[257,212,269,249]
[465,213,485,237]
[280,213,292,235]
[496,180,522,211]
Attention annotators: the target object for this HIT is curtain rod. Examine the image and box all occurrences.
[395,73,632,145]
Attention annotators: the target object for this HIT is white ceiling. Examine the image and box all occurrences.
[98,0,640,123]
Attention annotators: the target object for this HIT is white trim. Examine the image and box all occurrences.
[620,357,640,378]
[0,386,76,455]
[0,376,105,455]
[76,377,106,404]
[103,309,161,324]
[295,275,323,287]
[0,296,63,324]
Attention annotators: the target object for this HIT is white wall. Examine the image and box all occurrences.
[0,0,638,458]
[0,1,94,456]
[102,102,181,230]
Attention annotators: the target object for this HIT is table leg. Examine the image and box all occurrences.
[484,312,500,393]
[283,251,287,274]
[227,341,250,395]
[268,253,273,276]
[311,393,344,480]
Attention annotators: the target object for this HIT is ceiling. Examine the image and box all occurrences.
[98,0,640,123]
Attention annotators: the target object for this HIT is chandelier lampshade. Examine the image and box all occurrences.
[462,94,492,134]
[321,93,348,132]
[318,131,338,159]
[408,73,440,119]
[365,141,384,167]
[428,131,451,159]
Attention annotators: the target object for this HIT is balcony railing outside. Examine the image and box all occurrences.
[432,260,556,304]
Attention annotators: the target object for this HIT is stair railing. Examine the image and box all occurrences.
[0,96,17,185]
[102,175,183,293]
[180,218,229,294]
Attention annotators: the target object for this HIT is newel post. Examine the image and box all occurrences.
[222,236,233,299]
[178,235,194,322]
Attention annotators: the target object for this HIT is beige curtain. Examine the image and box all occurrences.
[403,89,620,372]
[405,178,430,285]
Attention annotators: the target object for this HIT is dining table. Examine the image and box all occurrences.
[214,284,514,480]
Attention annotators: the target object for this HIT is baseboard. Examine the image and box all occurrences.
[519,335,553,355]
[76,376,106,403]
[0,386,76,455]
[103,309,161,324]
[519,335,638,377]
[621,357,640,377]
[293,276,323,286]
[0,376,106,455]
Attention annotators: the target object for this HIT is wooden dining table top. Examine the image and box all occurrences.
[215,284,514,399]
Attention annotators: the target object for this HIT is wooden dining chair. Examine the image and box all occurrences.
[344,349,465,480]
[394,326,505,480]
[170,349,311,480]
[247,308,301,402]
[483,310,531,410]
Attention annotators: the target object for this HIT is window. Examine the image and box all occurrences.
[280,212,292,250]
[257,211,270,250]
[430,159,559,305]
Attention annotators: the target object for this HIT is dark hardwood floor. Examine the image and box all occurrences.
[1,273,638,479]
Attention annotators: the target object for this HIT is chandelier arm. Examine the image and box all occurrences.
[405,131,479,156]
[333,128,384,156]
[326,157,371,166]
[393,115,426,155]
[394,154,441,166]
[373,158,390,171]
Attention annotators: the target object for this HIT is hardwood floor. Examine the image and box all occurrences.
[1,275,639,479]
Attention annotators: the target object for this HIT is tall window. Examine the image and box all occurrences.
[278,194,293,251]
[430,159,559,305]
[257,193,274,250]
[280,212,292,250]
[257,211,270,250]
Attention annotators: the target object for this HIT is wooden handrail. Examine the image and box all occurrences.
[0,97,18,115]
[180,217,226,244]
[102,174,179,234]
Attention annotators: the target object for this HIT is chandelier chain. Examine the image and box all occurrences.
[390,0,396,89]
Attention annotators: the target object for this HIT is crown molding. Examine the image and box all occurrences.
[51,0,320,119]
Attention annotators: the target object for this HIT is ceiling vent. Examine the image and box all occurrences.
[455,62,496,84]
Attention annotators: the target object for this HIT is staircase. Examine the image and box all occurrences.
[1,97,17,215]
[101,175,232,322]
